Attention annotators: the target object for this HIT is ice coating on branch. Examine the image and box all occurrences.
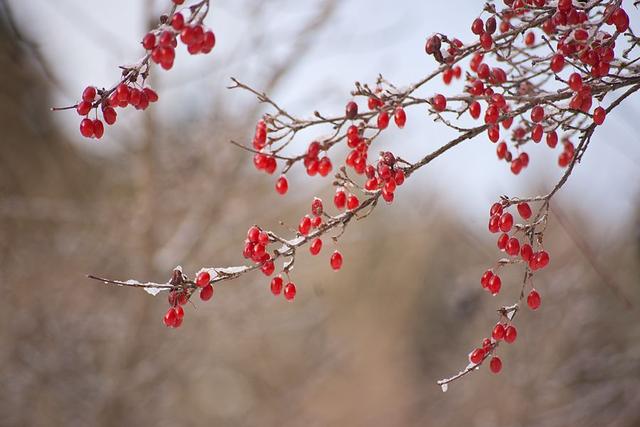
[216,266,249,274]
[142,282,168,296]
[440,383,448,393]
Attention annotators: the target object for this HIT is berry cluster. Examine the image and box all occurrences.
[468,199,549,370]
[75,84,159,139]
[252,120,278,175]
[471,15,497,50]
[242,225,276,276]
[162,268,214,328]
[363,151,406,203]
[143,12,215,71]
[60,0,213,140]
[424,33,464,64]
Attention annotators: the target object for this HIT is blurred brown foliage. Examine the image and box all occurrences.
[1,4,640,427]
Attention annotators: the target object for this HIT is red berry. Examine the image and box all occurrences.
[79,118,94,138]
[247,225,261,243]
[489,214,500,233]
[612,8,629,32]
[334,189,347,209]
[488,274,501,295]
[142,32,156,50]
[394,107,406,128]
[546,130,558,148]
[490,202,503,216]
[284,282,296,300]
[377,111,390,129]
[489,357,502,373]
[485,105,499,124]
[527,289,541,310]
[171,13,185,31]
[499,212,513,232]
[102,107,117,125]
[517,202,532,219]
[469,101,481,119]
[299,215,312,235]
[330,250,343,270]
[520,243,533,261]
[432,94,446,112]
[196,271,211,287]
[260,258,274,276]
[318,157,332,177]
[174,305,184,319]
[492,323,505,341]
[201,31,216,54]
[346,194,359,210]
[143,87,159,102]
[480,32,493,50]
[163,307,178,327]
[200,284,214,301]
[116,84,130,102]
[471,18,484,35]
[530,105,544,123]
[497,233,509,250]
[77,100,92,116]
[550,54,565,73]
[275,175,288,195]
[82,86,97,102]
[504,325,517,343]
[506,237,520,256]
[311,198,323,216]
[524,31,535,46]
[469,348,485,364]
[481,270,494,289]
[488,125,500,142]
[92,119,104,139]
[568,73,583,92]
[535,250,550,269]
[485,16,496,34]
[270,276,283,295]
[310,238,322,255]
[496,142,507,159]
[345,101,358,119]
[368,97,382,110]
[593,106,606,125]
[532,124,543,142]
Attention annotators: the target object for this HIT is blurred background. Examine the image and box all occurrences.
[1,0,639,426]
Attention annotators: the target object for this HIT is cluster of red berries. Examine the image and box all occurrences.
[491,202,549,270]
[442,65,462,85]
[298,198,344,270]
[143,10,215,70]
[252,120,278,175]
[467,317,522,374]
[367,94,408,130]
[75,1,216,140]
[163,269,213,328]
[482,201,549,300]
[242,226,276,276]
[269,275,297,301]
[558,138,576,167]
[303,141,333,178]
[471,15,497,50]
[76,84,159,139]
[363,151,406,203]
[424,34,463,64]
[333,187,359,211]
